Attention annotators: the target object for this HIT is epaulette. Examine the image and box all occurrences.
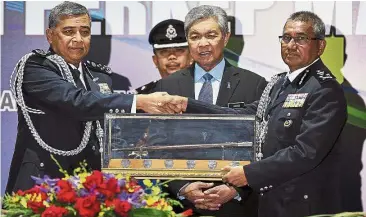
[84,60,112,75]
[32,49,51,57]
[135,80,159,94]
[313,69,335,83]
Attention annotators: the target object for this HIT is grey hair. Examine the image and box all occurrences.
[184,5,229,37]
[285,11,325,39]
[48,1,90,28]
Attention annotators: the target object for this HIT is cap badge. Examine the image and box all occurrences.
[166,24,177,40]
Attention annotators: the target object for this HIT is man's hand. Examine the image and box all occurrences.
[194,184,237,211]
[164,95,188,114]
[136,93,188,114]
[180,182,217,204]
[222,166,248,187]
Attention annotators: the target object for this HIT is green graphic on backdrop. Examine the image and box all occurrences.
[322,31,366,129]
[224,26,365,129]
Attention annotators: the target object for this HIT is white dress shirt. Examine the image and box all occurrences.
[286,58,319,82]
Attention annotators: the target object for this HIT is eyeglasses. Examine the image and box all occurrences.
[279,35,320,45]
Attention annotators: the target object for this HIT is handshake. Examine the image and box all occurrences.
[136,92,189,114]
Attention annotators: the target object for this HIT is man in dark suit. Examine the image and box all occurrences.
[5,1,178,194]
[172,11,347,217]
[150,5,267,217]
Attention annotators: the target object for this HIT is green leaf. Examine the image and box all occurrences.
[128,208,169,217]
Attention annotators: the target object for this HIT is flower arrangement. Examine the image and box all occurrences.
[2,156,192,217]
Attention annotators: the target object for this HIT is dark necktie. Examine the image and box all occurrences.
[198,73,213,104]
[280,76,291,94]
[71,68,89,90]
[274,76,291,100]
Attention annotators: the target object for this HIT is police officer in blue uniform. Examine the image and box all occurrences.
[175,11,348,217]
[135,19,193,94]
[5,1,174,194]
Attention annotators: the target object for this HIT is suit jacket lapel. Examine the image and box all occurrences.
[216,61,240,106]
[178,66,195,98]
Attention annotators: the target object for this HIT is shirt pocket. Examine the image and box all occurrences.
[272,108,303,142]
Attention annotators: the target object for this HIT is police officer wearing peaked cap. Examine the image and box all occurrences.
[136,19,193,94]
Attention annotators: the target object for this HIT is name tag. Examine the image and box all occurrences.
[283,93,308,108]
[228,102,245,109]
[98,83,112,94]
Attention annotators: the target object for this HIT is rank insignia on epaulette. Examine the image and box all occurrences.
[283,93,308,108]
[98,83,112,94]
[85,60,112,75]
[32,49,50,57]
[316,70,333,81]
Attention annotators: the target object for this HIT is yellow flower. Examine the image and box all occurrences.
[115,174,123,180]
[143,179,153,188]
[43,200,50,208]
[146,196,159,206]
[151,186,161,196]
[11,196,20,203]
[73,167,81,174]
[35,193,43,202]
[20,198,27,208]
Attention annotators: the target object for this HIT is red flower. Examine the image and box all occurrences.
[16,189,25,196]
[56,180,76,203]
[83,171,104,190]
[27,201,46,214]
[41,205,68,217]
[75,195,100,217]
[24,186,48,201]
[105,199,131,217]
[180,209,193,216]
[98,177,120,199]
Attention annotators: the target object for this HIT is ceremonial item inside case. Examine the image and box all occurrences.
[102,114,255,180]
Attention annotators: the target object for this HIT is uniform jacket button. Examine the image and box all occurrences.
[121,109,125,113]
[115,109,119,113]
[260,188,264,192]
[40,162,44,167]
[269,185,273,189]
[264,186,268,191]
[92,146,96,150]
[304,194,308,199]
[109,109,113,113]
[260,193,264,196]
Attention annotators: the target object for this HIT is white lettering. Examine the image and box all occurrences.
[152,2,189,27]
[1,90,17,112]
[355,2,366,35]
[25,1,99,35]
[294,1,352,35]
[105,2,146,35]
[234,1,274,35]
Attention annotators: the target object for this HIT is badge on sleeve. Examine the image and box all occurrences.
[283,93,308,108]
[98,83,112,94]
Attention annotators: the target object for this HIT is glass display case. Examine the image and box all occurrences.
[102,113,255,180]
